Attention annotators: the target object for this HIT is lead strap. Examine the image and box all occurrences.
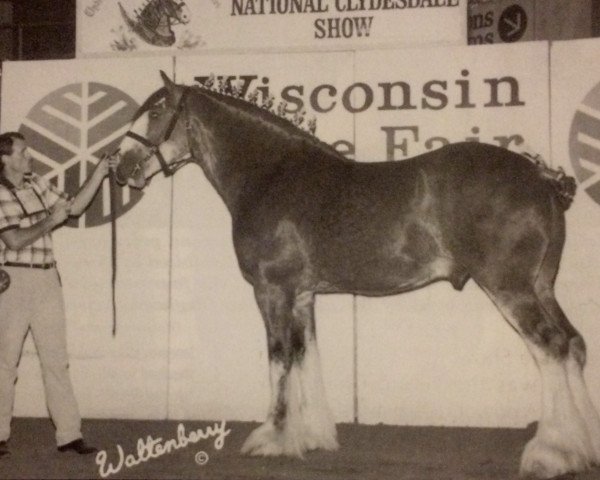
[109,165,118,336]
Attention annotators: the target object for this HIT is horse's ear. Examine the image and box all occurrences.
[160,70,175,90]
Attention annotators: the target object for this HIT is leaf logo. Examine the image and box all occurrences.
[19,82,143,227]
[569,81,600,206]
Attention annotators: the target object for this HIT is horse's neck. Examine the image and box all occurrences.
[189,91,324,214]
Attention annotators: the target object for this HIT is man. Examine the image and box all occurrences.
[0,131,116,458]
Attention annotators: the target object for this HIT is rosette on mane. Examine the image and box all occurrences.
[197,74,327,149]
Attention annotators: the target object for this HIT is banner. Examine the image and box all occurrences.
[76,0,467,57]
[468,0,533,45]
[1,41,598,430]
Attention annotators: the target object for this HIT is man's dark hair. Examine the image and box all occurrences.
[0,132,25,161]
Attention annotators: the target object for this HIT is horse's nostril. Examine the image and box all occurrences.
[115,172,127,186]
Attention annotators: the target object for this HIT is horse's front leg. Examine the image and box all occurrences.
[241,285,338,457]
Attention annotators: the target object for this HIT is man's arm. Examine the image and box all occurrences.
[0,198,71,250]
[69,155,115,217]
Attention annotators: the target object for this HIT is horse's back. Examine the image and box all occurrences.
[234,142,564,294]
[290,142,557,243]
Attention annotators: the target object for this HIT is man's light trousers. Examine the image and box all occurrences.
[0,266,82,446]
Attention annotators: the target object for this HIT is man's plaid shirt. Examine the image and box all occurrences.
[0,172,69,266]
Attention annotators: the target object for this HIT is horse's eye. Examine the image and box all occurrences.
[149,110,160,119]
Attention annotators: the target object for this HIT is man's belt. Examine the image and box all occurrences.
[1,261,56,269]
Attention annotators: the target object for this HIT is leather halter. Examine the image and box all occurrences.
[124,87,192,178]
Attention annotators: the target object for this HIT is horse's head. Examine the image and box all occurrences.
[116,71,193,188]
[168,0,191,24]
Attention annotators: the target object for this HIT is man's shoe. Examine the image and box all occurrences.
[58,438,98,455]
[0,440,10,459]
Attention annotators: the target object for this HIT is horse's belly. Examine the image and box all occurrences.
[312,210,457,293]
[313,252,458,296]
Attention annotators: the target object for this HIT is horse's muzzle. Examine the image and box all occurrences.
[127,176,146,189]
[114,169,130,187]
[114,149,146,188]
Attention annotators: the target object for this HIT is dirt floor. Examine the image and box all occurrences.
[0,418,598,480]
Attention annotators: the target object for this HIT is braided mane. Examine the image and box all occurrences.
[192,83,350,162]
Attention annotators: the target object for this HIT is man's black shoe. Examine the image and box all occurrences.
[0,440,10,459]
[58,438,98,455]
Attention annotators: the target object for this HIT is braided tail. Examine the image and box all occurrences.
[522,152,577,210]
[552,172,577,210]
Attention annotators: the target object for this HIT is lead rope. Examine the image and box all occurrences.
[109,165,118,336]
[107,88,194,337]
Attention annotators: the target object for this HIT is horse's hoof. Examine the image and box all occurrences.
[520,436,591,479]
[240,416,339,457]
[583,421,600,466]
[241,422,304,458]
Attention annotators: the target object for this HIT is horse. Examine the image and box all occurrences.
[119,0,190,47]
[115,71,600,479]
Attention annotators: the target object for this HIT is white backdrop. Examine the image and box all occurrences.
[0,40,598,429]
[1,56,175,420]
[551,38,600,417]
[76,0,467,57]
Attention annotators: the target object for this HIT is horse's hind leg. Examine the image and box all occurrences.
[534,210,600,469]
[536,281,600,465]
[241,285,338,457]
[477,209,600,480]
[482,282,596,478]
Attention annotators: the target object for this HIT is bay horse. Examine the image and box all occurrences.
[115,72,600,479]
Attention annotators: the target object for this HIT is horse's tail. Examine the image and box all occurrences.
[522,152,577,210]
[551,172,577,211]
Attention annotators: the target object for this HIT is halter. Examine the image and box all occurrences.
[124,87,193,179]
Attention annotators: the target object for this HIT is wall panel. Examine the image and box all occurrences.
[1,57,175,419]
[551,38,600,415]
[0,40,599,429]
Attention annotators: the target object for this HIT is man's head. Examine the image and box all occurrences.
[0,132,31,174]
[0,132,24,160]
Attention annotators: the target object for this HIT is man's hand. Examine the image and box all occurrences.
[94,152,119,179]
[49,198,73,226]
[70,151,119,217]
